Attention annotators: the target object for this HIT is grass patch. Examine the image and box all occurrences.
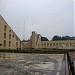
[0,49,68,54]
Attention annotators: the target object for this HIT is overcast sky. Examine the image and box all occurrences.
[0,0,74,40]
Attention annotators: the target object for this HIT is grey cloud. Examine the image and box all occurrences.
[0,0,74,40]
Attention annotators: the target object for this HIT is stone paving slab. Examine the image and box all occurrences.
[0,53,68,75]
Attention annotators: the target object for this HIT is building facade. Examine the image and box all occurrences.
[23,31,75,49]
[22,31,41,49]
[0,15,75,50]
[0,15,24,49]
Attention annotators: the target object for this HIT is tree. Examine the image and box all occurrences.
[52,35,75,41]
[52,35,61,41]
[41,37,49,41]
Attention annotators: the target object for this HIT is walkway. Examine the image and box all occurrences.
[0,53,69,75]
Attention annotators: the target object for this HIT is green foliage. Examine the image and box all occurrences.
[0,49,68,54]
[52,35,75,41]
[41,37,49,41]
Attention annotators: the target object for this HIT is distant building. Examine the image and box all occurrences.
[22,31,75,49]
[22,31,41,49]
[0,15,24,49]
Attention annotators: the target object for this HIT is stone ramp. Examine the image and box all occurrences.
[59,54,69,75]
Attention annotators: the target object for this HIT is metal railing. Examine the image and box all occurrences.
[67,53,75,75]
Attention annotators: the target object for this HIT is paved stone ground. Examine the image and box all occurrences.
[0,53,68,75]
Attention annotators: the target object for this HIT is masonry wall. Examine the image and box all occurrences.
[0,15,23,50]
[22,40,32,49]
[41,40,75,49]
[23,31,75,49]
[30,31,41,49]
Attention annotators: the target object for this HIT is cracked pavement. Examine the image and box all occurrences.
[0,53,65,75]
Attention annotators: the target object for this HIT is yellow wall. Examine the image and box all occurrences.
[1,15,74,50]
[23,31,75,49]
[0,15,23,50]
[41,40,75,49]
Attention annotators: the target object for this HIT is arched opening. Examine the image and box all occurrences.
[4,40,6,47]
[4,25,7,31]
